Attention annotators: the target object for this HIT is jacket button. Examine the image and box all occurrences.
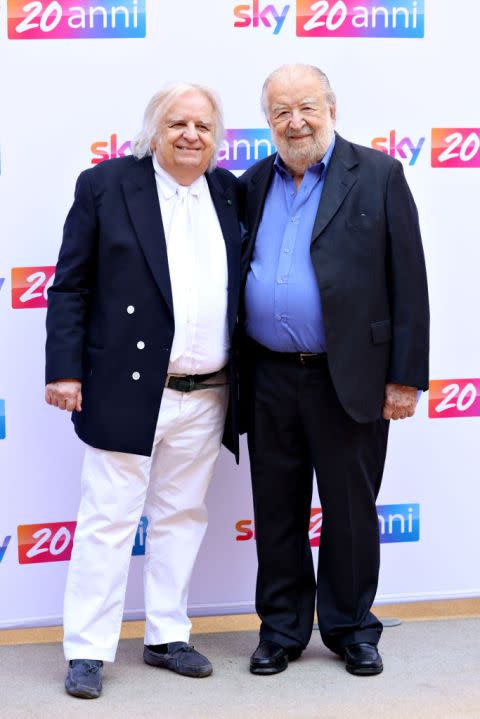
[137,341,145,350]
[132,371,140,380]
[127,305,135,314]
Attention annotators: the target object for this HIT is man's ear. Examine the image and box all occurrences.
[330,105,336,123]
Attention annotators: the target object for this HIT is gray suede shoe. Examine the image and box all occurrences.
[65,659,103,698]
[143,642,213,677]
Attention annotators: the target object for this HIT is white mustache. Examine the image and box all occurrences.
[286,128,313,138]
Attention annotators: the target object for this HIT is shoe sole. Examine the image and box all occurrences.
[143,653,213,678]
[250,661,288,675]
[250,667,287,676]
[65,680,101,699]
[345,664,383,676]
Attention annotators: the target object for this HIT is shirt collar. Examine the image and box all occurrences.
[152,153,206,199]
[274,134,336,180]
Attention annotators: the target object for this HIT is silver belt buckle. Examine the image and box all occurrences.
[299,352,315,365]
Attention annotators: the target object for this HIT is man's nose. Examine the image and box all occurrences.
[183,122,199,141]
[289,109,306,130]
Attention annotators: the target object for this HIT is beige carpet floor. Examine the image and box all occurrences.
[0,619,479,719]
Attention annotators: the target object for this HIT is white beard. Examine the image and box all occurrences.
[277,120,335,175]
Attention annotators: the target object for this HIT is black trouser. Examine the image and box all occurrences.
[246,344,389,652]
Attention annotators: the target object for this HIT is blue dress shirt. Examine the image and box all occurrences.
[245,137,335,352]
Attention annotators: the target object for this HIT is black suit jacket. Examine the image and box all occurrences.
[240,134,429,423]
[46,155,241,458]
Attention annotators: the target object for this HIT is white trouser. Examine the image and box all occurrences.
[63,385,228,662]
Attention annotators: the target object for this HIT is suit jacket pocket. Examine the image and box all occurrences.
[346,213,379,231]
[371,320,391,344]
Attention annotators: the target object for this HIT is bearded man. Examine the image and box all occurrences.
[239,64,429,676]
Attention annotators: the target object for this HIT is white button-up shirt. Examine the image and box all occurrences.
[152,155,229,375]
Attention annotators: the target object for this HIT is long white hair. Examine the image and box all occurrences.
[131,83,224,172]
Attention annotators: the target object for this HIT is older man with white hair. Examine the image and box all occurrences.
[45,83,241,697]
[240,64,429,676]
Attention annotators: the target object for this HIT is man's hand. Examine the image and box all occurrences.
[382,383,417,420]
[45,379,82,412]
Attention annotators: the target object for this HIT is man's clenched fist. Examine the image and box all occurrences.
[45,379,82,412]
[382,383,417,420]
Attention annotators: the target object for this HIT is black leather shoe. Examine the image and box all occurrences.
[343,643,383,675]
[143,642,212,677]
[65,659,103,698]
[250,640,302,675]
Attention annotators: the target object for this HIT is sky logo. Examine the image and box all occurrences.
[91,134,132,164]
[431,129,480,169]
[371,130,425,166]
[8,0,146,40]
[297,0,424,38]
[0,400,5,440]
[0,536,11,563]
[236,509,322,543]
[0,279,4,294]
[428,379,480,419]
[217,129,276,171]
[233,1,290,34]
[377,504,419,543]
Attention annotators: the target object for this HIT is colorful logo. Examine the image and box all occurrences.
[297,0,424,37]
[91,130,275,171]
[377,503,419,543]
[371,130,425,166]
[428,379,480,419]
[91,133,132,164]
[11,266,55,309]
[7,0,146,40]
[18,522,77,564]
[132,516,148,556]
[0,535,11,563]
[431,129,480,168]
[217,130,276,170]
[0,278,5,293]
[17,517,148,564]
[236,504,419,545]
[233,1,290,34]
[0,400,5,440]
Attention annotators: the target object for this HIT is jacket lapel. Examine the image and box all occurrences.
[122,157,173,316]
[206,170,240,335]
[311,134,358,244]
[242,157,275,282]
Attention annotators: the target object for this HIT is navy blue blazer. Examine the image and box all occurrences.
[240,134,430,423]
[46,155,241,459]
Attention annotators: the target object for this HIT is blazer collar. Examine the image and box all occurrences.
[122,156,173,316]
[206,170,240,336]
[245,155,276,250]
[311,133,359,243]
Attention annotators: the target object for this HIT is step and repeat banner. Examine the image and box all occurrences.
[1,0,479,628]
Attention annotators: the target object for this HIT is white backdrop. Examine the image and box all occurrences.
[1,0,480,629]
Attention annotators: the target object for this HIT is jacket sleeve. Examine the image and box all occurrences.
[385,160,430,390]
[45,169,98,384]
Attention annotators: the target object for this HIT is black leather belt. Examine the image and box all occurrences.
[250,340,327,366]
[165,370,227,393]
